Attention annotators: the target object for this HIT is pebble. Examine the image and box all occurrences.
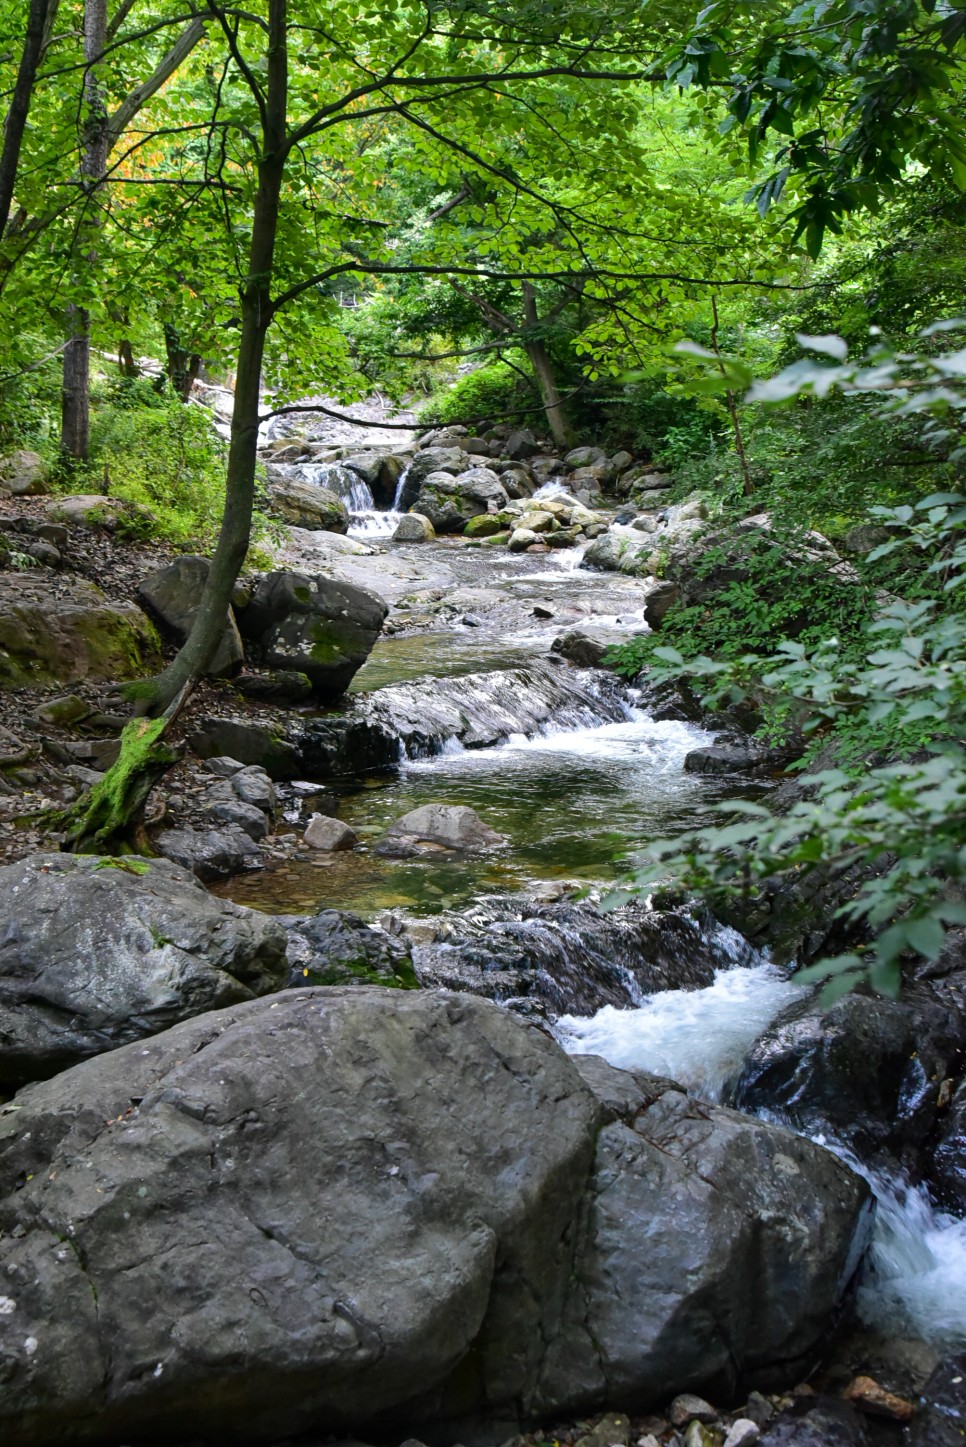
[842,1374,916,1422]
[670,1394,718,1427]
[723,1421,761,1447]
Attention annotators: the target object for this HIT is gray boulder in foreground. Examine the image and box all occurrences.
[377,802,506,856]
[0,853,287,1086]
[0,989,871,1446]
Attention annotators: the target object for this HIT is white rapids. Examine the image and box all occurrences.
[555,961,966,1348]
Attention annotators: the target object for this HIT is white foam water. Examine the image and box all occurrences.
[555,963,806,1100]
[555,962,966,1349]
[349,510,404,538]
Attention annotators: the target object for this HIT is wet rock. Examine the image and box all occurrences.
[303,814,358,851]
[757,1398,869,1445]
[610,450,634,475]
[154,824,263,882]
[508,526,540,551]
[237,571,388,699]
[137,556,243,677]
[842,523,892,555]
[203,755,246,777]
[267,476,349,533]
[414,468,509,533]
[0,573,161,689]
[393,512,435,542]
[551,628,616,669]
[284,910,416,987]
[412,898,746,1016]
[684,743,781,776]
[906,1350,966,1446]
[343,451,405,507]
[733,985,966,1174]
[405,445,467,486]
[929,1078,966,1210]
[464,514,505,538]
[377,803,505,857]
[0,853,287,1086]
[644,580,679,628]
[0,448,47,495]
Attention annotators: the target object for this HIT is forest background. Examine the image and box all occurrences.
[2,0,966,990]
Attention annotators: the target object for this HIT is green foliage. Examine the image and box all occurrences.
[67,384,228,547]
[418,360,535,428]
[614,328,966,1000]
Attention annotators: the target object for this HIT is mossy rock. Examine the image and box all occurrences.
[289,909,419,990]
[463,514,504,538]
[0,574,161,690]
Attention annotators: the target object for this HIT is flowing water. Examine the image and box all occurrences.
[556,964,966,1349]
[235,453,966,1355]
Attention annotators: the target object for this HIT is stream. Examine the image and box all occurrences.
[226,455,966,1366]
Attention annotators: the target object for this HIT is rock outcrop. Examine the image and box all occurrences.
[0,573,161,689]
[136,555,243,678]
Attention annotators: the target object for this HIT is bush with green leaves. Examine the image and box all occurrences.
[612,326,966,1000]
[417,359,536,430]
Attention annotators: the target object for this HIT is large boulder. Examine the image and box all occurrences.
[413,468,509,533]
[0,853,287,1086]
[0,991,871,1447]
[266,476,349,533]
[237,571,388,698]
[283,910,417,987]
[136,555,243,677]
[0,573,161,689]
[153,825,263,881]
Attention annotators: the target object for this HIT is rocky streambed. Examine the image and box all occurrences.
[0,419,964,1447]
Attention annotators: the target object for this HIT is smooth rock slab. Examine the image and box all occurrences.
[377,803,506,857]
[0,853,287,1086]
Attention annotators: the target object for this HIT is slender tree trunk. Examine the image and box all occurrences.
[133,0,288,715]
[521,281,574,450]
[0,0,56,241]
[710,294,753,496]
[61,0,109,463]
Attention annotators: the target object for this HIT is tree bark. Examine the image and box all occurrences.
[133,0,288,714]
[0,0,56,242]
[163,323,202,400]
[60,0,109,463]
[521,282,574,450]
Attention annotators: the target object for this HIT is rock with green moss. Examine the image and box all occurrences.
[0,573,161,690]
[284,909,418,988]
[0,449,47,496]
[463,514,504,538]
[237,570,388,699]
[267,476,349,534]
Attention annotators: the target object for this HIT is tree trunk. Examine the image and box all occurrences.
[164,323,202,400]
[521,282,574,450]
[60,0,109,463]
[0,0,56,241]
[130,0,288,716]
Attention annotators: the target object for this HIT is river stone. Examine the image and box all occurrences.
[206,797,270,840]
[928,1078,966,1210]
[0,853,287,1086]
[508,527,540,552]
[406,446,467,486]
[267,476,349,533]
[377,803,505,857]
[394,512,435,542]
[413,472,502,533]
[303,813,358,851]
[136,555,243,677]
[0,990,600,1447]
[0,992,872,1447]
[154,824,263,882]
[0,573,161,689]
[565,445,607,470]
[504,427,539,460]
[0,448,47,496]
[283,911,416,987]
[551,628,613,669]
[756,1398,870,1445]
[237,571,388,698]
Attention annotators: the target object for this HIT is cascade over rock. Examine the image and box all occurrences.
[0,990,871,1447]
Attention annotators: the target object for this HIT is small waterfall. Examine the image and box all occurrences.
[414,900,747,1017]
[392,464,412,510]
[297,462,375,512]
[554,953,966,1350]
[351,661,634,757]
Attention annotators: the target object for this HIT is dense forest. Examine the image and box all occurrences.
[1,3,966,1446]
